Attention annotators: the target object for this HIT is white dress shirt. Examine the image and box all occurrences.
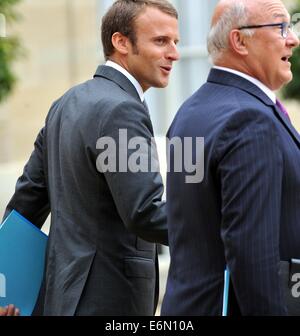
[105,60,145,102]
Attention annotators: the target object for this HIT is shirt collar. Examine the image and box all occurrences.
[105,60,144,102]
[213,66,276,104]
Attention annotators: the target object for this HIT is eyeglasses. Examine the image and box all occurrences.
[238,22,292,39]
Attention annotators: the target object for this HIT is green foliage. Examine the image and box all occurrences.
[282,1,300,101]
[0,0,22,103]
[0,0,21,20]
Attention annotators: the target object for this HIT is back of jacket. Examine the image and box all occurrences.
[4,66,168,315]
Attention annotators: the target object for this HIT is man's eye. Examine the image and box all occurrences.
[155,38,165,45]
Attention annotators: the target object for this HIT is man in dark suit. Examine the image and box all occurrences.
[2,0,179,315]
[161,0,300,315]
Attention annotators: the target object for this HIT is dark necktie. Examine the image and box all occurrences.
[276,98,290,120]
[142,99,148,111]
[142,99,150,117]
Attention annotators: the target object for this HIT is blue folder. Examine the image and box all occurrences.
[222,266,230,316]
[0,210,47,316]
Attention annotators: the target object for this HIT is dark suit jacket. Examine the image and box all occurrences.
[4,65,168,316]
[161,69,300,316]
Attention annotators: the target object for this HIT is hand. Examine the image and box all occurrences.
[0,304,20,316]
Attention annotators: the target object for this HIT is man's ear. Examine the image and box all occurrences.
[111,32,129,55]
[229,30,249,56]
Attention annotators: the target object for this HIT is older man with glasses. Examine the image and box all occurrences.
[161,0,300,316]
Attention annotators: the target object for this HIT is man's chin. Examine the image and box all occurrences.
[156,80,169,89]
[275,73,293,90]
[284,72,293,85]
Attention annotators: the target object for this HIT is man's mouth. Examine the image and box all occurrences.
[281,55,292,63]
[160,65,172,73]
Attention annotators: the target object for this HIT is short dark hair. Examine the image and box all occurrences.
[101,0,178,60]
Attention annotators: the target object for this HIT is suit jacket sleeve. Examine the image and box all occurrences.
[215,108,287,315]
[97,100,168,245]
[3,127,50,228]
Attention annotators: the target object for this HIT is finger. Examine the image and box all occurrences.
[6,304,16,316]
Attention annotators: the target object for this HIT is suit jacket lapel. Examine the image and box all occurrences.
[94,65,141,102]
[208,68,300,147]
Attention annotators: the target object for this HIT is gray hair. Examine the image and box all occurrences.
[207,2,254,63]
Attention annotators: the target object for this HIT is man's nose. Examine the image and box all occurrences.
[167,42,180,61]
[287,29,300,48]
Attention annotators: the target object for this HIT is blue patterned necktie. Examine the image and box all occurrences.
[276,98,290,120]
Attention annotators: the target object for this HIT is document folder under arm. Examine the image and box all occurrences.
[0,210,47,316]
